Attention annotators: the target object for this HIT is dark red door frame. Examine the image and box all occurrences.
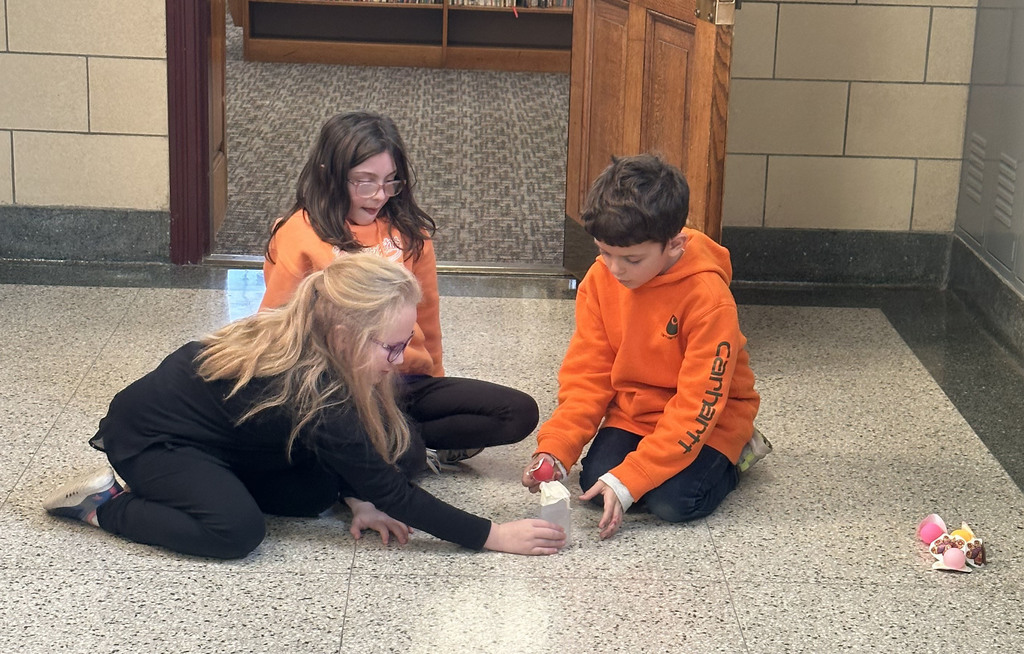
[166,0,211,264]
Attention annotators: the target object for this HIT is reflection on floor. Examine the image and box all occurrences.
[1,265,1022,652]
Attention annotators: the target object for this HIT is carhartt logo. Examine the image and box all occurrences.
[665,315,679,338]
[678,341,731,453]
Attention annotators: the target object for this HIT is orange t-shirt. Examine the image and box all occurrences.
[260,210,443,376]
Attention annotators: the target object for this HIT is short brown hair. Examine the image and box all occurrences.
[581,154,689,246]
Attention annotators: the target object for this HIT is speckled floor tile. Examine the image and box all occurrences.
[341,575,745,653]
[2,277,1023,652]
[353,454,728,581]
[710,305,1024,587]
[730,578,1024,653]
[0,569,351,654]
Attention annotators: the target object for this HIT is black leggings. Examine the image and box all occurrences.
[401,375,539,451]
[96,435,435,560]
[98,445,334,559]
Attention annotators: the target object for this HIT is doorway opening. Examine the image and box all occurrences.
[210,10,572,268]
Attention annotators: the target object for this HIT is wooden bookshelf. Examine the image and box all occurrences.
[242,0,572,72]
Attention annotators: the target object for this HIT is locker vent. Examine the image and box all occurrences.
[964,132,985,204]
[994,153,1017,228]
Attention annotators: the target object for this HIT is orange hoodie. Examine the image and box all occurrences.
[260,210,444,376]
[535,229,759,501]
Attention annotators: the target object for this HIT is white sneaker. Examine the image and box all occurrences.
[435,448,484,465]
[43,466,123,526]
[737,428,772,473]
[424,448,485,474]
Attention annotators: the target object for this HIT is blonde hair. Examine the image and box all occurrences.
[196,253,422,463]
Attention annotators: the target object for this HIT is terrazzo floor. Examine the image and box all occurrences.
[1,266,1022,653]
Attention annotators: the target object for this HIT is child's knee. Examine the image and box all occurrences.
[508,392,540,434]
[495,391,540,445]
[645,497,698,523]
[644,490,727,523]
[205,512,267,559]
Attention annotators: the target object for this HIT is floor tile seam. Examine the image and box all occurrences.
[344,570,727,584]
[706,520,751,652]
[0,564,356,577]
[722,577,938,588]
[337,541,357,653]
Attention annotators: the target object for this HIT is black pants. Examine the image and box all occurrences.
[96,444,340,559]
[579,427,739,522]
[400,375,539,452]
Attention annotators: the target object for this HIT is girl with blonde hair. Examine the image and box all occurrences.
[43,255,564,558]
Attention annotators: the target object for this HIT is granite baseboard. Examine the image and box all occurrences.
[722,227,952,287]
[0,206,170,263]
[948,236,1024,359]
[565,220,953,288]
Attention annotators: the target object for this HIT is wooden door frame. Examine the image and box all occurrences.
[167,0,212,265]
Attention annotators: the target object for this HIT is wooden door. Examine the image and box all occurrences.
[564,0,733,277]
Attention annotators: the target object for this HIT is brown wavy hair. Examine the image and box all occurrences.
[196,253,422,463]
[266,111,436,263]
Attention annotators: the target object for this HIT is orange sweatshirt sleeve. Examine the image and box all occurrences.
[533,275,617,469]
[409,240,444,376]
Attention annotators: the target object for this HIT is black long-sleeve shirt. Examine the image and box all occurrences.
[90,342,491,550]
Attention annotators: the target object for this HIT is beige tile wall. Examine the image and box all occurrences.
[724,0,976,233]
[0,54,89,131]
[0,0,168,210]
[0,5,6,204]
[722,155,767,227]
[765,156,916,230]
[0,0,979,234]
[89,58,168,136]
[1,132,12,205]
[14,132,169,210]
[6,0,166,57]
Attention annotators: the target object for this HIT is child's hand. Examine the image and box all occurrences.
[344,497,412,545]
[522,453,564,492]
[579,481,624,540]
[483,519,566,555]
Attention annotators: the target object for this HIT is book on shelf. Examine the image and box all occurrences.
[446,0,573,6]
[339,0,443,4]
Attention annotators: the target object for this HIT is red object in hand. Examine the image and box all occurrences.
[531,458,555,482]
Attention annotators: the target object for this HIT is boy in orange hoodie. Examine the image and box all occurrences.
[521,154,770,540]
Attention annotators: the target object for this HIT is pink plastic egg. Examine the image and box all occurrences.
[920,522,945,544]
[943,548,966,570]
[532,458,555,482]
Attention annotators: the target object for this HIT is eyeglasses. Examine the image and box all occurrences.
[348,179,405,198]
[370,334,413,363]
